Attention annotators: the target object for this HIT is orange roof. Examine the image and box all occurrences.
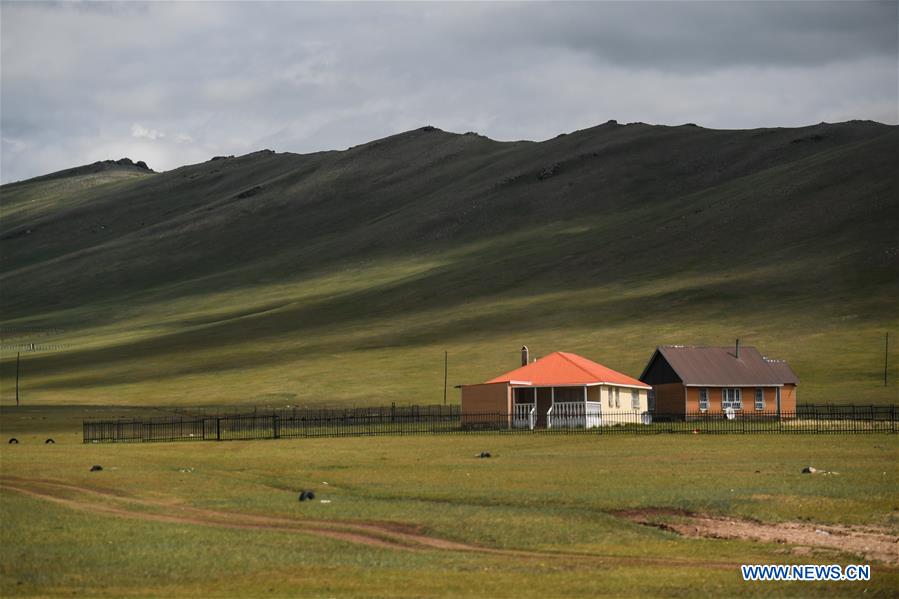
[485,351,651,388]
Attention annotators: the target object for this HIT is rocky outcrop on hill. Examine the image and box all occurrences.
[93,158,152,171]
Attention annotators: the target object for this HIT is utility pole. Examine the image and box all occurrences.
[885,332,889,387]
[15,352,20,407]
[443,351,448,405]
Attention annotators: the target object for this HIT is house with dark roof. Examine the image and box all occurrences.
[460,347,652,429]
[639,342,799,417]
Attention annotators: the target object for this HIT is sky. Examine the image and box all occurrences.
[1,1,897,183]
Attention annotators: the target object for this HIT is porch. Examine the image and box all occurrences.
[512,386,603,429]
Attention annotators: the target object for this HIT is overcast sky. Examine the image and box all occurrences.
[1,1,897,183]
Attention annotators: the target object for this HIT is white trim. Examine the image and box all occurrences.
[722,387,743,410]
[599,382,653,390]
[508,382,650,389]
[754,387,765,411]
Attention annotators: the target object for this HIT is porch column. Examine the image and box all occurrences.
[549,387,555,429]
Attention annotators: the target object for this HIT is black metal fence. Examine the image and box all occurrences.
[82,404,897,443]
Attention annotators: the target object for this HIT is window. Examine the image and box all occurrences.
[615,387,620,408]
[722,388,742,410]
[755,388,765,411]
[631,389,640,409]
[648,389,655,412]
[699,388,709,411]
[607,387,613,408]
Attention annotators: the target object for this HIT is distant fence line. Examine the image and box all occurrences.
[82,404,897,443]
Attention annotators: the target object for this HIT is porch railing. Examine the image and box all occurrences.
[585,401,602,428]
[513,403,536,429]
[549,401,604,429]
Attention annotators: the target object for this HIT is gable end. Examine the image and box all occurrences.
[640,350,683,385]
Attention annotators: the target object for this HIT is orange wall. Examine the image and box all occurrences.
[780,384,797,413]
[652,383,686,414]
[461,383,510,424]
[686,386,795,414]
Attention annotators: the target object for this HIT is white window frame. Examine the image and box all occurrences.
[722,388,742,410]
[631,389,640,410]
[699,388,709,411]
[755,388,765,411]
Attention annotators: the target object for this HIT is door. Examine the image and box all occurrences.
[535,387,553,428]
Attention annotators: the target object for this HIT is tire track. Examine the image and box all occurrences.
[0,476,734,568]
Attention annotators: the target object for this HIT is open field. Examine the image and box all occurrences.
[1,409,897,597]
[1,258,896,408]
[1,122,897,407]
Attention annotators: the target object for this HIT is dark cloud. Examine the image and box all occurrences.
[492,2,898,70]
[1,1,896,183]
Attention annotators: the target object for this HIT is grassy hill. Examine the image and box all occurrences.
[1,120,897,407]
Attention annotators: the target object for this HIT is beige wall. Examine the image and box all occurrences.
[461,383,511,425]
[599,385,649,425]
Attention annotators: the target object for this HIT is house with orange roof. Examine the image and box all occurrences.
[460,347,652,429]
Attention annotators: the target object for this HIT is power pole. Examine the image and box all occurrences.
[443,351,448,405]
[15,352,20,407]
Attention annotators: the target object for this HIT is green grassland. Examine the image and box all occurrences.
[1,418,897,597]
[1,121,897,407]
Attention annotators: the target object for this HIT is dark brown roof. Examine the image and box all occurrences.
[762,358,800,386]
[641,345,799,386]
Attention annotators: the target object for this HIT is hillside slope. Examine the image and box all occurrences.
[1,121,897,406]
